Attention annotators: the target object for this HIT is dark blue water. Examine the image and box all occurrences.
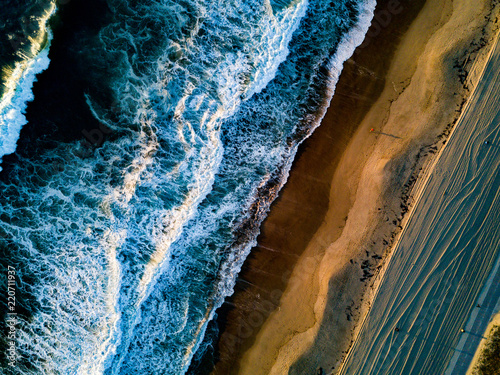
[0,0,375,373]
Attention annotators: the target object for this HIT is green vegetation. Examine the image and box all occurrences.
[474,325,500,375]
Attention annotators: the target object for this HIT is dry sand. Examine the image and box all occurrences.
[339,29,500,375]
[224,0,500,374]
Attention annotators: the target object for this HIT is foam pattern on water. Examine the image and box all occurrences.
[0,2,56,170]
[0,0,375,373]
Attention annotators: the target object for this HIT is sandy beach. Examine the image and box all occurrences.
[339,30,500,375]
[208,0,500,374]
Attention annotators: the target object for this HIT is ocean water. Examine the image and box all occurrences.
[0,0,56,168]
[0,0,375,374]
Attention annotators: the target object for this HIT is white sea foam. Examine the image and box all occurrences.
[320,0,377,126]
[88,1,312,372]
[242,0,308,98]
[0,3,56,171]
[0,45,50,170]
[8,153,126,374]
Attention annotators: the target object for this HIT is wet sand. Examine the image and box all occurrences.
[204,0,500,374]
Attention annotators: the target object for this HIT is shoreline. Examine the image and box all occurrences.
[206,0,429,373]
[207,0,500,374]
